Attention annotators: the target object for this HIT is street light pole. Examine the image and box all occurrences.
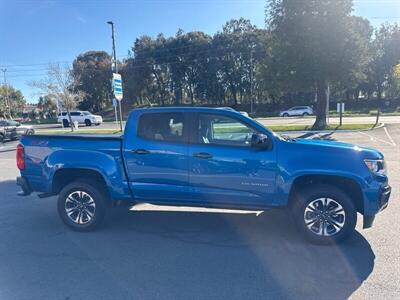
[1,68,11,120]
[250,48,254,115]
[107,21,123,131]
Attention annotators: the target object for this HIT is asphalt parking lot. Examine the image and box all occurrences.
[0,125,398,300]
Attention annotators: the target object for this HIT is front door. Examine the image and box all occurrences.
[188,113,277,208]
[124,111,191,203]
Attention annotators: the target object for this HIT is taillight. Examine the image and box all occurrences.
[16,144,25,170]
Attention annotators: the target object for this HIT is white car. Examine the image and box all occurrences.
[57,111,103,127]
[279,106,313,117]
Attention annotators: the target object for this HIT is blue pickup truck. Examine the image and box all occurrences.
[16,107,391,244]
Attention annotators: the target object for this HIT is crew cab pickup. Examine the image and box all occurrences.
[16,107,391,244]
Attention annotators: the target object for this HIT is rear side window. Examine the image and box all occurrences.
[137,112,185,143]
[70,112,80,116]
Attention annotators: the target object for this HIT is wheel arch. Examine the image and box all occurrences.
[288,174,364,214]
[52,168,109,198]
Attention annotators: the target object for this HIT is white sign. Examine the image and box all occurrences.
[337,103,345,113]
[113,73,123,101]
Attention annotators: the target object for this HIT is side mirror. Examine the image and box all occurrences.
[251,133,272,150]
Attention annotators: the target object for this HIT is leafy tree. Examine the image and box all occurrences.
[72,51,113,112]
[0,84,26,119]
[213,18,261,106]
[366,24,400,100]
[265,0,372,129]
[37,95,57,118]
[387,64,400,98]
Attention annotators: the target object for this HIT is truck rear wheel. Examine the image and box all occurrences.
[291,184,357,244]
[62,119,69,127]
[58,180,107,231]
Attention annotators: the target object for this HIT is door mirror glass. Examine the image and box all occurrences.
[251,133,271,150]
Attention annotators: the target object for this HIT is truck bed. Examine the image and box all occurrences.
[19,133,130,199]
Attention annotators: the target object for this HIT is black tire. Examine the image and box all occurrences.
[302,112,309,117]
[26,129,35,135]
[85,119,92,126]
[291,184,357,244]
[62,119,69,128]
[0,133,4,143]
[283,113,289,117]
[58,180,108,231]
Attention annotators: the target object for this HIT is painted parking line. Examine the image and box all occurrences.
[356,131,396,147]
[383,127,396,146]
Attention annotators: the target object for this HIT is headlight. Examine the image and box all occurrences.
[364,159,386,174]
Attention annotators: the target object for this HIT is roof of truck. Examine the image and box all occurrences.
[131,106,243,114]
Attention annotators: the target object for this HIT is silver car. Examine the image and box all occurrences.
[279,106,313,117]
[0,120,34,143]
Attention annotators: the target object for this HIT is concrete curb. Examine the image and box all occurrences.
[275,123,385,134]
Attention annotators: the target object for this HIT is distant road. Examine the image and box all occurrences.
[32,115,399,131]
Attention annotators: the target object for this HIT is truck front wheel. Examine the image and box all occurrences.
[291,184,357,244]
[58,180,107,231]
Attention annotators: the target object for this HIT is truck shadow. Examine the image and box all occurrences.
[106,207,374,299]
[1,179,374,300]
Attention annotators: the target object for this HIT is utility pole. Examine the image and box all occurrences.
[107,21,123,131]
[326,82,330,125]
[249,46,254,115]
[1,68,11,120]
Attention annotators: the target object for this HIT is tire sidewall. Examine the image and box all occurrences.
[58,181,107,231]
[85,119,92,126]
[292,184,357,244]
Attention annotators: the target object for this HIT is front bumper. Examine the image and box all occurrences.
[363,184,391,228]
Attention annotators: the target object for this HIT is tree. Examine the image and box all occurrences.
[72,51,113,112]
[37,95,57,119]
[366,24,400,100]
[213,18,261,106]
[30,64,84,132]
[387,64,400,98]
[266,0,372,129]
[0,84,26,119]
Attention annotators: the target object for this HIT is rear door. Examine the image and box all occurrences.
[123,111,191,203]
[188,113,277,207]
[70,112,82,123]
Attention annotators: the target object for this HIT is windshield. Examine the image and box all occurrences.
[82,111,91,115]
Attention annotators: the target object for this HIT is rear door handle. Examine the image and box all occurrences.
[193,152,213,159]
[132,149,150,155]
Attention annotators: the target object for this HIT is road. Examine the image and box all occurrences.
[0,125,398,299]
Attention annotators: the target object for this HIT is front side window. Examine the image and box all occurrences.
[138,112,185,143]
[198,114,258,147]
[70,112,80,116]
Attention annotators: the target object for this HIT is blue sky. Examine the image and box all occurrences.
[0,0,399,103]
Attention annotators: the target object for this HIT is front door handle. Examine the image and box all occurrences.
[132,149,150,155]
[193,152,213,159]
